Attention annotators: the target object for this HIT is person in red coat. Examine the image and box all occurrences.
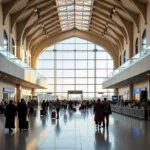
[94,99,104,129]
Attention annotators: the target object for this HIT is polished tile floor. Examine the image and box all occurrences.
[0,108,150,150]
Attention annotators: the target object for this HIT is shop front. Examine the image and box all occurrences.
[3,88,15,101]
[133,88,147,101]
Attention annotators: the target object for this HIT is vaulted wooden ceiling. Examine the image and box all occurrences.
[2,0,148,55]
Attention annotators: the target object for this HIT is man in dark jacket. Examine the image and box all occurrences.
[17,99,27,132]
[5,100,17,133]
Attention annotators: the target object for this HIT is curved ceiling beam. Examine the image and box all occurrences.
[90,26,120,50]
[91,19,123,48]
[22,6,57,43]
[90,23,121,49]
[31,30,119,69]
[23,15,58,43]
[113,0,139,32]
[29,27,61,49]
[30,29,61,51]
[130,0,147,24]
[93,11,128,43]
[2,0,19,25]
[11,0,53,32]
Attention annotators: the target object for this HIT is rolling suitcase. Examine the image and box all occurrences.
[51,111,56,119]
[33,110,36,116]
[40,110,44,116]
[24,121,29,130]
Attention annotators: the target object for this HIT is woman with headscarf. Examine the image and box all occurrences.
[94,99,104,129]
[5,100,17,133]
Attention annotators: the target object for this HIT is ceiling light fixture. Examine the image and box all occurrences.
[5,76,7,78]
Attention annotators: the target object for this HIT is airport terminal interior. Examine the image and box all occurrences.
[0,0,150,149]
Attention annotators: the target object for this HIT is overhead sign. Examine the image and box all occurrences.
[3,88,15,93]
[47,92,53,94]
[32,96,38,101]
[98,92,104,94]
[68,90,83,94]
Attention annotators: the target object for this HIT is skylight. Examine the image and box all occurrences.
[56,0,93,31]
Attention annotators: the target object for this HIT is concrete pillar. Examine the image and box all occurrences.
[148,77,150,100]
[16,84,22,101]
[129,84,133,100]
[115,88,119,96]
[32,88,36,97]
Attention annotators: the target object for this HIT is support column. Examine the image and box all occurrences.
[148,77,150,100]
[129,84,133,100]
[32,88,36,96]
[115,88,119,96]
[16,84,22,101]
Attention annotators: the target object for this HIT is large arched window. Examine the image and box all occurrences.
[36,37,114,100]
[135,38,138,54]
[3,30,8,51]
[123,50,126,63]
[12,38,15,55]
[142,29,146,49]
[120,55,122,66]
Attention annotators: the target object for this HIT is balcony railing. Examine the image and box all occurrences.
[103,45,150,82]
[0,46,47,82]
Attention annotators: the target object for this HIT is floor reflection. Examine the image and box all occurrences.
[0,107,150,150]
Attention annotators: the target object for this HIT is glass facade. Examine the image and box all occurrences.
[36,37,114,100]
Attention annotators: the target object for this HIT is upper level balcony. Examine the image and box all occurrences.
[102,46,150,89]
[0,46,48,89]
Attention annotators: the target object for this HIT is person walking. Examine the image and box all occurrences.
[17,99,28,133]
[5,100,17,133]
[42,100,47,115]
[63,99,68,110]
[55,99,61,119]
[103,98,111,128]
[94,99,104,129]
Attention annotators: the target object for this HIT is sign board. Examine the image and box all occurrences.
[47,92,53,94]
[3,88,15,93]
[32,96,38,101]
[68,90,83,94]
[98,92,104,94]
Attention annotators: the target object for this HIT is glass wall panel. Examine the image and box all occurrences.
[76,70,87,77]
[76,61,87,69]
[88,60,94,69]
[63,61,74,69]
[96,60,107,69]
[38,52,54,59]
[76,52,87,59]
[76,78,87,84]
[63,52,74,59]
[96,52,107,59]
[63,70,74,77]
[63,78,74,84]
[37,37,114,99]
[47,78,54,84]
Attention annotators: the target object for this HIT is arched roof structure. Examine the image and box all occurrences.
[1,0,148,67]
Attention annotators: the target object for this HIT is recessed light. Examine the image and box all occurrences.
[147,74,150,76]
[5,76,7,77]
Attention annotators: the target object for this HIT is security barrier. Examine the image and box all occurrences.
[111,105,145,120]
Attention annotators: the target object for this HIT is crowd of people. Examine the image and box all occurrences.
[0,98,112,133]
[111,99,150,110]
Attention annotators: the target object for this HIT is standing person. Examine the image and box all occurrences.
[17,99,28,133]
[140,99,148,120]
[82,100,87,111]
[55,99,61,119]
[63,99,68,110]
[5,100,17,133]
[30,100,35,116]
[94,99,104,129]
[42,100,47,115]
[103,98,111,128]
